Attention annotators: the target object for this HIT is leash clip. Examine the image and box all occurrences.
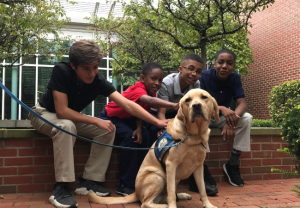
[182,134,189,143]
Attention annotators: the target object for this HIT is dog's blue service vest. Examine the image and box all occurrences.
[154,130,181,169]
[154,130,180,202]
[154,130,207,170]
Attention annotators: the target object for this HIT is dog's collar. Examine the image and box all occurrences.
[183,133,207,149]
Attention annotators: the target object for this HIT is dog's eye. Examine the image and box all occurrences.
[201,95,208,99]
[185,98,191,102]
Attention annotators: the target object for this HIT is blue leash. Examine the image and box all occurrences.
[0,81,179,150]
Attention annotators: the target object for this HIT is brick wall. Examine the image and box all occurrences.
[0,132,295,193]
[207,135,295,183]
[243,0,300,119]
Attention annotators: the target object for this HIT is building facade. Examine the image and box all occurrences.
[243,0,300,119]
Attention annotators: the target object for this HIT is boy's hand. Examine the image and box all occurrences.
[157,128,166,138]
[173,103,179,110]
[221,123,236,142]
[132,128,143,144]
[156,119,169,128]
[221,108,240,129]
[95,119,114,133]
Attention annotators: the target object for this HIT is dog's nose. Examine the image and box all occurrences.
[192,102,202,109]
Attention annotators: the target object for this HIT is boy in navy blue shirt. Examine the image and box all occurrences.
[196,49,252,189]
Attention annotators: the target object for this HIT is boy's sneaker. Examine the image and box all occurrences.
[189,175,218,196]
[204,163,217,187]
[223,163,244,187]
[49,182,78,208]
[75,177,111,197]
[116,182,135,196]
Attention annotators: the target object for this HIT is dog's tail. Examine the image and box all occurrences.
[88,192,139,205]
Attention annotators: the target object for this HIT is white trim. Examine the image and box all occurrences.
[2,59,5,120]
[92,101,94,117]
[18,57,22,120]
[35,56,38,105]
[106,54,109,104]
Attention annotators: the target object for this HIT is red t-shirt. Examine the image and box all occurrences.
[105,81,156,119]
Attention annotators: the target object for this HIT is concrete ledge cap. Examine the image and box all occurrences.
[0,120,32,128]
[0,127,282,138]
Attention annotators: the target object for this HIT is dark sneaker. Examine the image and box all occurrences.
[204,163,217,187]
[75,177,111,197]
[49,182,78,208]
[189,175,218,196]
[205,182,218,196]
[116,182,135,196]
[223,163,244,187]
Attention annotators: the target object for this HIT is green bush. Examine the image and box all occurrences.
[272,105,300,196]
[269,80,300,125]
[281,106,300,165]
[251,119,280,127]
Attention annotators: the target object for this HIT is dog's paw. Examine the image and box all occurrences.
[203,202,217,208]
[177,193,192,200]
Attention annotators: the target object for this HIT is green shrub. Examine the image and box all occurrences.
[269,80,300,125]
[281,106,300,165]
[251,119,280,127]
[272,105,300,196]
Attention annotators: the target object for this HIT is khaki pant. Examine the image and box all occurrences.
[28,103,115,182]
[207,112,253,152]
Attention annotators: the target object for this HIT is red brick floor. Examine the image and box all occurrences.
[0,179,299,208]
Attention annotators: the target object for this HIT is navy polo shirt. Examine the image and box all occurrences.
[199,68,245,108]
[39,62,116,113]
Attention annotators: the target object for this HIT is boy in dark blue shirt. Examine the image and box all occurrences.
[196,49,252,189]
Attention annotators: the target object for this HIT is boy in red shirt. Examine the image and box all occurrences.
[100,62,178,196]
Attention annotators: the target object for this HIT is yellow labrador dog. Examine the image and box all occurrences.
[88,89,219,208]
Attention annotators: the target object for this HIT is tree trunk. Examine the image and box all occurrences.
[200,42,207,71]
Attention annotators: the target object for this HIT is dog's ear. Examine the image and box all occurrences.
[176,101,186,125]
[211,97,220,121]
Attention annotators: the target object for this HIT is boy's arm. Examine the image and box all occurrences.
[220,99,246,142]
[234,98,247,116]
[156,107,167,137]
[157,107,167,120]
[108,91,168,128]
[138,95,179,110]
[132,118,143,144]
[53,90,115,133]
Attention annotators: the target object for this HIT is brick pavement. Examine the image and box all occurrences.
[0,178,299,208]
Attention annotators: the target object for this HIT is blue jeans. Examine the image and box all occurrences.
[99,110,156,188]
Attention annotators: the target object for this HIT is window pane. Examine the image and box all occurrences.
[38,56,53,65]
[61,57,69,62]
[4,66,19,119]
[21,67,36,119]
[98,70,107,79]
[109,71,120,93]
[5,57,19,64]
[81,103,92,116]
[94,96,106,117]
[23,56,36,64]
[38,67,52,101]
[38,56,69,65]
[99,59,107,68]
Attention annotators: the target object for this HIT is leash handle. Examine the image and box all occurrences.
[0,81,179,151]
